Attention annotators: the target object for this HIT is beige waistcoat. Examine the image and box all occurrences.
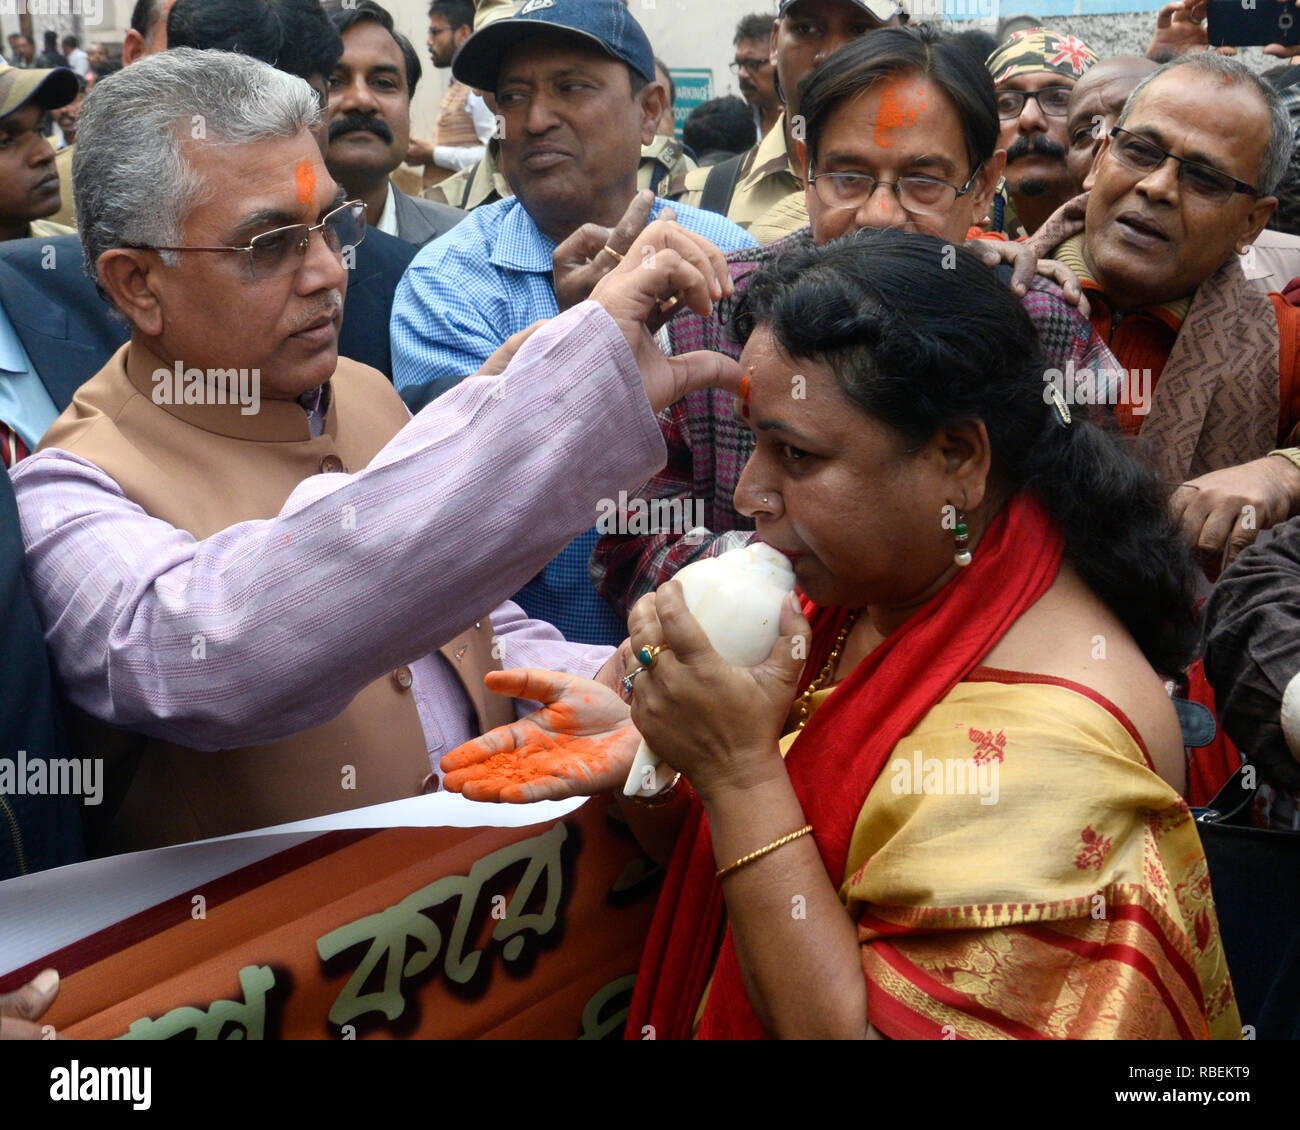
[39,342,512,854]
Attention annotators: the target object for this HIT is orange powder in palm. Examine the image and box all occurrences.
[478,731,628,784]
[296,161,316,205]
[873,79,925,148]
[480,752,541,783]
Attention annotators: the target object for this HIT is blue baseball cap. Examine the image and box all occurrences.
[452,0,657,94]
[778,0,901,20]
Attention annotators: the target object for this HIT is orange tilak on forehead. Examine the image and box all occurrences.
[296,160,316,205]
[873,77,926,149]
[739,368,753,420]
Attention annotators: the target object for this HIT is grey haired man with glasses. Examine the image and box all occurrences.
[9,48,741,858]
[1037,51,1300,574]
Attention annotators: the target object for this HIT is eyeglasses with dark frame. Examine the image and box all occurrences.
[994,86,1073,120]
[807,162,985,216]
[127,200,367,280]
[1106,126,1262,204]
[729,57,773,74]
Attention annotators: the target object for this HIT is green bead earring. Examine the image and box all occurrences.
[954,510,972,568]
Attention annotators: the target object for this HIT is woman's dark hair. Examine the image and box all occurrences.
[733,229,1199,677]
[799,24,998,180]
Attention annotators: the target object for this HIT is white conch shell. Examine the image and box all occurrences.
[1281,669,1300,761]
[624,543,797,797]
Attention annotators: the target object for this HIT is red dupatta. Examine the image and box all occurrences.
[624,491,1066,1040]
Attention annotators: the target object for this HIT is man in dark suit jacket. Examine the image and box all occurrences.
[0,240,123,415]
[0,468,83,879]
[340,222,418,376]
[390,187,463,248]
[325,1,465,249]
[0,225,415,397]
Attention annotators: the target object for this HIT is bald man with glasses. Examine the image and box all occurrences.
[1035,52,1300,571]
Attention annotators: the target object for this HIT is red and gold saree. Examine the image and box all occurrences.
[625,492,1239,1040]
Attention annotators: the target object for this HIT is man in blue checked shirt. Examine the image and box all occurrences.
[391,0,754,646]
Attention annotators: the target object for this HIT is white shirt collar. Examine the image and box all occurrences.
[375,182,399,238]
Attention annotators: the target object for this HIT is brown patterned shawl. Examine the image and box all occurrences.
[1034,192,1280,483]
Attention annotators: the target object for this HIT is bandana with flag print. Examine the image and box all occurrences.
[986,26,1098,86]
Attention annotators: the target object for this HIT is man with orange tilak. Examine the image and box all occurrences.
[672,0,903,240]
[590,25,1115,619]
[10,48,741,860]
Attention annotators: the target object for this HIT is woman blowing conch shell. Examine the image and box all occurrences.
[440,229,1239,1040]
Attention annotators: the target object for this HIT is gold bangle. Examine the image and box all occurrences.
[1268,448,1300,473]
[716,824,813,881]
[628,771,684,807]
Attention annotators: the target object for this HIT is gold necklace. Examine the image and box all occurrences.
[792,610,861,731]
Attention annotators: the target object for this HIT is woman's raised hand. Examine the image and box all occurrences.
[626,583,813,801]
[439,669,639,803]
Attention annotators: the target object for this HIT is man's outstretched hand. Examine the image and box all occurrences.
[441,669,640,803]
[966,237,1090,315]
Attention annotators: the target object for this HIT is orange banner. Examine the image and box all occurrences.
[3,800,660,1040]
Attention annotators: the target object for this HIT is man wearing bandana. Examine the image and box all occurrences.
[987,26,1097,238]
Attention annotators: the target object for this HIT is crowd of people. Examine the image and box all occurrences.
[0,0,1298,1040]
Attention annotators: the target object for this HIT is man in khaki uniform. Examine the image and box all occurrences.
[671,0,900,239]
[0,60,80,241]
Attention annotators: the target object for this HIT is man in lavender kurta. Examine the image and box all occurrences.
[8,50,737,853]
